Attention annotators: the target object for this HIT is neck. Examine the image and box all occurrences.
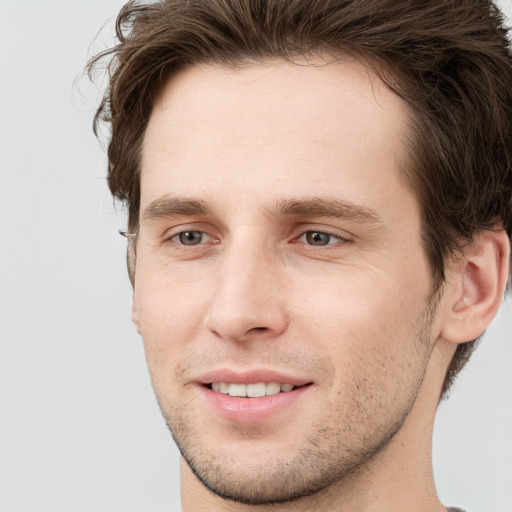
[181,340,454,512]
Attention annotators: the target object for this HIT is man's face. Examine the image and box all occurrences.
[133,58,441,504]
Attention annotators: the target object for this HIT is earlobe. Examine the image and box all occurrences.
[440,229,510,344]
[132,299,142,335]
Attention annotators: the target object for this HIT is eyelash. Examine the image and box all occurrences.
[169,231,217,246]
[165,228,351,249]
[295,230,351,248]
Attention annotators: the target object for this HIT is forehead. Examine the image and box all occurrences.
[141,57,412,216]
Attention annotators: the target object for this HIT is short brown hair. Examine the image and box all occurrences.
[89,0,512,397]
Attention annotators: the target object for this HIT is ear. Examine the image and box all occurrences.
[132,299,142,335]
[440,229,510,344]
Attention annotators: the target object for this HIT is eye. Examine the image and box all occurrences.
[298,230,346,246]
[172,230,210,246]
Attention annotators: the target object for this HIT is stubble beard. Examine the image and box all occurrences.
[165,402,418,505]
[152,301,437,506]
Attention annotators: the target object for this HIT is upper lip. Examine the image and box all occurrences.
[196,368,313,386]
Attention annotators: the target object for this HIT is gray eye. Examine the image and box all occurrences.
[177,231,204,245]
[305,231,333,246]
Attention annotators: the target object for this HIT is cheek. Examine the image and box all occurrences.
[295,267,424,332]
[310,298,431,431]
[134,271,210,371]
[293,269,432,378]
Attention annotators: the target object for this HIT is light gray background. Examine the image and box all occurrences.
[0,1,510,511]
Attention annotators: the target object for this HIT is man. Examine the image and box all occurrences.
[89,0,512,510]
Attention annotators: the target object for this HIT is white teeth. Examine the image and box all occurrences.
[228,383,247,397]
[210,381,297,397]
[266,382,281,396]
[247,382,266,397]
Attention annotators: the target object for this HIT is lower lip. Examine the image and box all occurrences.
[199,385,311,423]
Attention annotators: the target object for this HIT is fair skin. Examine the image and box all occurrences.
[131,58,509,511]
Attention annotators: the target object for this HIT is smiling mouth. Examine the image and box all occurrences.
[207,382,312,398]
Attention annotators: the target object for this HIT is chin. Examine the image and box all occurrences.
[181,446,338,505]
[163,401,409,505]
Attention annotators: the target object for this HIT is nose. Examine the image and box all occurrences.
[204,241,288,343]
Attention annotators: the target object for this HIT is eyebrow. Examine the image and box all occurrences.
[140,194,383,227]
[141,195,212,223]
[266,197,383,226]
